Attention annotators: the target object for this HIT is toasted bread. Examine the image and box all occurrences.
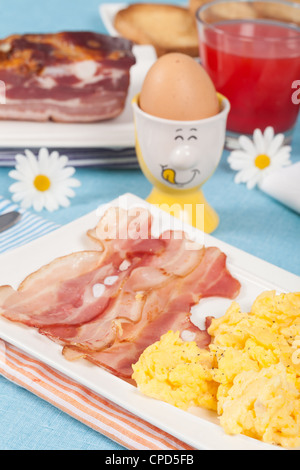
[189,0,212,16]
[114,3,199,57]
[190,0,300,25]
[189,0,258,21]
[253,0,300,26]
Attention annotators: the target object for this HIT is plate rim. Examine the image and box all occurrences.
[0,192,298,450]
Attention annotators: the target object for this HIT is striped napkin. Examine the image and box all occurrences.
[0,196,193,451]
[0,147,139,169]
[0,197,59,253]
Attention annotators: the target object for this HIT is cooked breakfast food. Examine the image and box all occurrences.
[189,0,300,24]
[0,32,135,122]
[139,52,219,120]
[133,291,300,448]
[113,3,199,57]
[189,0,212,16]
[189,0,258,20]
[253,0,300,25]
[0,206,240,380]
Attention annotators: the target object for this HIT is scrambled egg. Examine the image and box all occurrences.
[132,291,300,448]
[132,330,218,411]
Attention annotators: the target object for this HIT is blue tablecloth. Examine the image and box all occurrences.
[0,0,299,450]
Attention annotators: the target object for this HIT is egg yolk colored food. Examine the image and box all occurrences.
[139,52,220,121]
[132,291,300,448]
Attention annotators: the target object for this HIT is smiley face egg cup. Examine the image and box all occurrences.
[132,93,230,233]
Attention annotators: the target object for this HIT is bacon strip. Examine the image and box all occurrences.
[60,247,239,379]
[0,32,136,122]
[0,207,241,380]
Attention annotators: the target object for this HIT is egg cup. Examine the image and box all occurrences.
[132,93,230,233]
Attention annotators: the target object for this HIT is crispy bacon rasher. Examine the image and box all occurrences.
[0,32,135,122]
[0,207,241,380]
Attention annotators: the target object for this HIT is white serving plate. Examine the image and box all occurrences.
[99,2,127,37]
[0,193,299,450]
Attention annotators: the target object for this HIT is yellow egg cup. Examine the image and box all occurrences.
[132,93,230,233]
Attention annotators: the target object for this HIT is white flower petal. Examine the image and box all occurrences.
[228,150,250,160]
[56,193,71,208]
[44,151,59,173]
[65,177,81,188]
[49,150,65,166]
[19,199,31,209]
[11,193,24,203]
[268,133,285,157]
[246,172,262,189]
[60,187,76,198]
[24,149,39,175]
[11,189,32,203]
[32,195,45,212]
[15,153,29,166]
[234,166,258,184]
[38,147,49,159]
[49,150,60,160]
[8,169,26,181]
[53,155,69,170]
[19,193,36,209]
[54,166,76,181]
[9,182,26,194]
[14,155,36,179]
[274,145,292,158]
[263,127,275,151]
[15,163,35,180]
[253,128,265,154]
[38,147,51,173]
[228,159,253,171]
[49,159,70,179]
[238,135,257,157]
[24,149,36,159]
[44,192,59,212]
[272,148,292,166]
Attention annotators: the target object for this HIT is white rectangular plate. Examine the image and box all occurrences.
[0,193,299,450]
[99,2,127,37]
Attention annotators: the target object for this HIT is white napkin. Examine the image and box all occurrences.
[259,162,300,214]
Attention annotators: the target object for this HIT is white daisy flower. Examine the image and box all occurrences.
[8,148,81,212]
[227,127,292,189]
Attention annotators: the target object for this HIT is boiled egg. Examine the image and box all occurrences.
[139,52,219,121]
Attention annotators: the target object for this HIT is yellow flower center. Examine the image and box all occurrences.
[33,174,51,192]
[254,154,271,170]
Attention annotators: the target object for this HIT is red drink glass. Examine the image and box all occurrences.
[196,0,300,148]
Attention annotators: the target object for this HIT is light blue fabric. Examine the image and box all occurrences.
[0,0,299,450]
[0,197,59,253]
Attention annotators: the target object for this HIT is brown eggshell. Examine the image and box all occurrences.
[139,52,219,121]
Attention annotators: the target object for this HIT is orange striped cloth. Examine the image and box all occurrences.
[0,339,193,450]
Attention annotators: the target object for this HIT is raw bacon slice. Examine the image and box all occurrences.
[0,206,241,382]
[0,220,168,331]
[0,251,115,327]
[39,227,205,351]
[62,316,213,381]
[87,206,154,254]
[60,247,240,379]
[0,32,135,122]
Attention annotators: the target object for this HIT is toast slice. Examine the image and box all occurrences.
[114,3,199,57]
[189,0,258,20]
[189,0,300,25]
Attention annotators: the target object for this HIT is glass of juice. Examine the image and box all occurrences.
[196,0,300,148]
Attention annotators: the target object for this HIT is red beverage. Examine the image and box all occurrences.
[198,20,300,135]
